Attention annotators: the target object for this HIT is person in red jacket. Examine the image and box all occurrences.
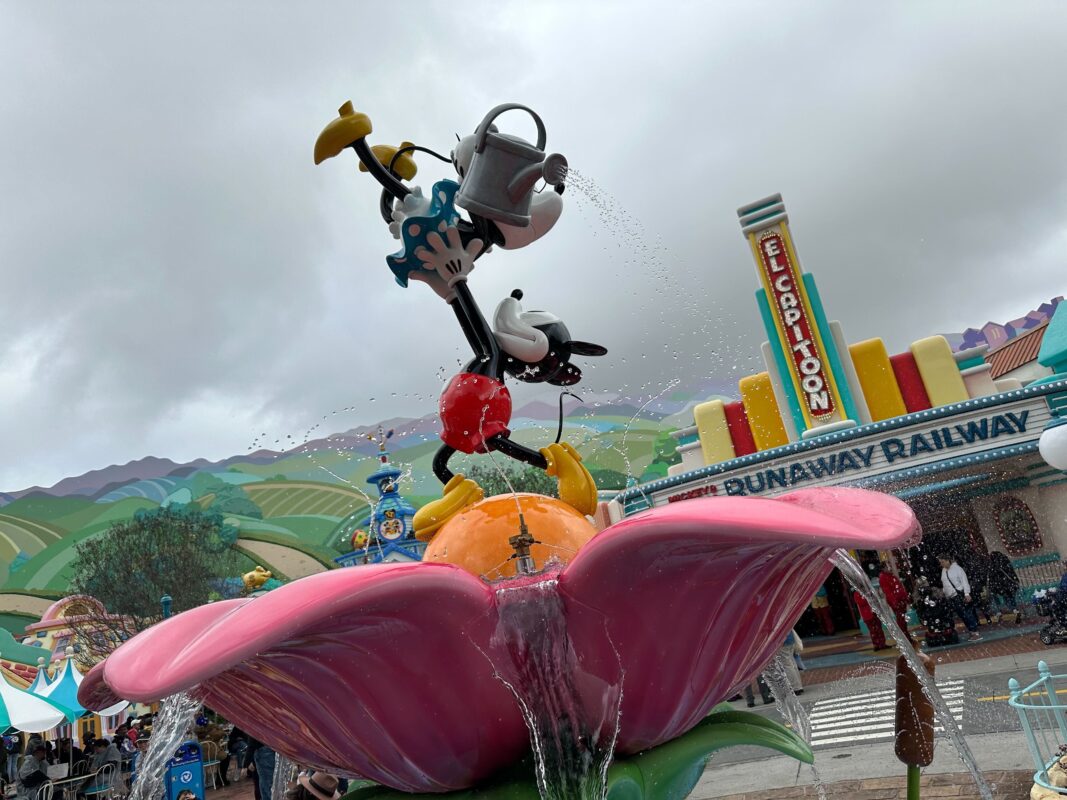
[878,566,915,644]
[853,590,887,650]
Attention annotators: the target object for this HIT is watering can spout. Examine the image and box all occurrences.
[507,153,568,204]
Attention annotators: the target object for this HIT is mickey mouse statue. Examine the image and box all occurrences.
[315,101,606,540]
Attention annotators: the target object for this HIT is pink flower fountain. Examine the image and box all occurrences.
[80,487,917,795]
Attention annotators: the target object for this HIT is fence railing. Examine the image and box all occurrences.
[1009,660,1067,793]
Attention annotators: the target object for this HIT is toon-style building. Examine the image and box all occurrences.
[612,194,1067,623]
[334,434,424,567]
[16,596,137,742]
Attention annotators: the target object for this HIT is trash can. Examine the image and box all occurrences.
[165,741,204,800]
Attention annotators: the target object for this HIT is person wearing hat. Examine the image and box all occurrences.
[288,772,341,800]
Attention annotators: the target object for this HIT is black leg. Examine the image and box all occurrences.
[433,444,457,484]
[487,434,548,470]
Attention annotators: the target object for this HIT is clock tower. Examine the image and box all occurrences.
[335,427,423,566]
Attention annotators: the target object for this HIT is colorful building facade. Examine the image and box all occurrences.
[17,596,136,741]
[612,194,1067,614]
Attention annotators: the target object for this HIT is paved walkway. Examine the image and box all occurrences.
[205,775,252,800]
[707,771,1032,800]
[212,769,1035,800]
[802,626,1055,686]
[213,766,1034,800]
[697,730,1038,799]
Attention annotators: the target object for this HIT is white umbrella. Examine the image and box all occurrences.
[37,650,129,719]
[27,657,53,695]
[0,672,70,733]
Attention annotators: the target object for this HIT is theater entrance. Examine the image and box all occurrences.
[906,496,987,584]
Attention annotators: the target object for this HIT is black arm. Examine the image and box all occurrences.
[450,296,482,355]
[379,189,395,225]
[451,281,502,377]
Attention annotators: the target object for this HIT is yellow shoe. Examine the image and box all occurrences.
[540,442,598,517]
[314,101,373,165]
[360,142,419,181]
[413,474,484,541]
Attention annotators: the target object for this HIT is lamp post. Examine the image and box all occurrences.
[1039,415,1067,472]
[161,594,173,620]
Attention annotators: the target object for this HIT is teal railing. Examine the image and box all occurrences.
[1009,661,1067,793]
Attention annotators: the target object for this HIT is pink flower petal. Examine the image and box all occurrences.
[558,489,917,754]
[82,564,528,793]
[79,662,123,711]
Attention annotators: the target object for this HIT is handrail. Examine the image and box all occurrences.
[1009,660,1067,794]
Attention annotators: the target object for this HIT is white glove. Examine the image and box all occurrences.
[388,187,431,240]
[414,226,482,288]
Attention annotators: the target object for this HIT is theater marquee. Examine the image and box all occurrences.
[651,397,1051,507]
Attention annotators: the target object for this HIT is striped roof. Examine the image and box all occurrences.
[987,321,1049,379]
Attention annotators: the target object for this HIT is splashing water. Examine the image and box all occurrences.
[272,754,297,800]
[129,692,201,800]
[762,654,826,800]
[831,550,993,800]
[489,580,622,800]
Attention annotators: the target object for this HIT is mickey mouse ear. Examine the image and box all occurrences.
[568,341,607,357]
[549,364,581,386]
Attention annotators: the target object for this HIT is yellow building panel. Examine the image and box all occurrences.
[848,338,907,422]
[739,373,789,451]
[693,400,736,465]
[910,336,969,407]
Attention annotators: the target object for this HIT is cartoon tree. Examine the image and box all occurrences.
[67,505,245,665]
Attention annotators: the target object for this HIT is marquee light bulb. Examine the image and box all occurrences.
[1039,418,1067,472]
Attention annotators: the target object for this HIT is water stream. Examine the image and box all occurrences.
[490,580,622,800]
[762,654,826,800]
[831,549,994,800]
[129,692,201,800]
[271,754,297,800]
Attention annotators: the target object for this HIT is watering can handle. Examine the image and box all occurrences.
[473,103,547,154]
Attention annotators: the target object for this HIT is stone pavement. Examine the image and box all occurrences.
[803,629,1057,687]
[205,768,1037,800]
[204,775,252,800]
[711,771,1033,800]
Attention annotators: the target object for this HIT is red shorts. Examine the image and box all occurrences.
[439,372,512,454]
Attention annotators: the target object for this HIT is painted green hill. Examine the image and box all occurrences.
[0,404,683,635]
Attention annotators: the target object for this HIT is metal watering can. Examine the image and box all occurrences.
[456,103,567,228]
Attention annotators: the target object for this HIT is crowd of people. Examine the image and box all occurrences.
[225,728,346,800]
[733,548,1026,708]
[846,550,1022,651]
[3,715,151,799]
[2,709,354,800]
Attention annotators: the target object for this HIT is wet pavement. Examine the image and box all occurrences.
[704,770,1033,800]
[801,621,1054,686]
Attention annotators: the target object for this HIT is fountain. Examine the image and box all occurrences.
[77,102,927,800]
[832,550,994,800]
[128,693,200,800]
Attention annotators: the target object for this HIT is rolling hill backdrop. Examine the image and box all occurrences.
[0,298,1056,634]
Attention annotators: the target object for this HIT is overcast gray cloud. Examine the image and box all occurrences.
[2,1,1066,491]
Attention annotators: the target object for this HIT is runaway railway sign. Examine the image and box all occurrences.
[622,394,1054,511]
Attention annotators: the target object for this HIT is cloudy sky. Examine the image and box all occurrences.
[2,2,1066,492]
